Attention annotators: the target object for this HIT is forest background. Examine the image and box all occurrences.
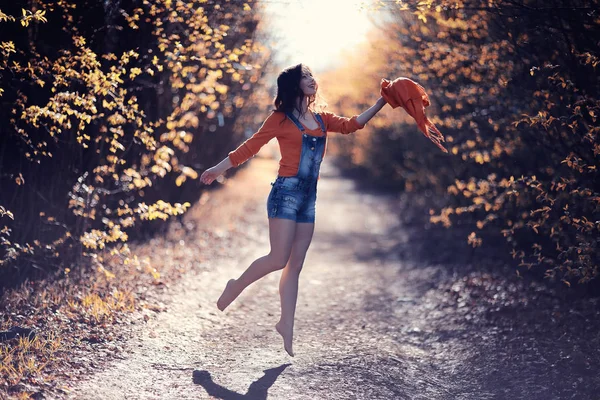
[0,0,598,398]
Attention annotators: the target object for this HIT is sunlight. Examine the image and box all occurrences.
[262,0,377,72]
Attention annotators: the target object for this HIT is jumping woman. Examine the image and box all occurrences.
[200,64,387,356]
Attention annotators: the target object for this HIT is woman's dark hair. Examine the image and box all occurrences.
[273,63,316,118]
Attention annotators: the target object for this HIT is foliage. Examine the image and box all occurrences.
[0,0,268,285]
[323,0,599,286]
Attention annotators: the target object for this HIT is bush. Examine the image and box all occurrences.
[321,0,599,287]
[0,0,269,288]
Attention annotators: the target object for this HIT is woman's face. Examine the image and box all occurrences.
[299,69,317,96]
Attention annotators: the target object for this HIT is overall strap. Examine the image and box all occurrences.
[285,112,305,132]
[314,113,326,133]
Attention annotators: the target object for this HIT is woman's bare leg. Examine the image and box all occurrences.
[276,222,315,356]
[217,218,297,311]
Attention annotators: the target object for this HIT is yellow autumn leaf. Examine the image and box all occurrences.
[34,10,47,23]
[182,166,198,179]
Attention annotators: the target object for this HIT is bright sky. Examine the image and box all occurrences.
[261,0,378,73]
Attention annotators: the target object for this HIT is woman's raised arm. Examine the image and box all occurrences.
[356,96,387,127]
[322,95,387,134]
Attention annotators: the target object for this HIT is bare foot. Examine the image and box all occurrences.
[217,279,239,311]
[275,321,294,357]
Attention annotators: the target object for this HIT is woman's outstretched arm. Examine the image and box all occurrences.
[200,112,280,185]
[322,96,387,134]
[356,96,387,127]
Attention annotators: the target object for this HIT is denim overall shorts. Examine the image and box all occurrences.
[266,112,327,223]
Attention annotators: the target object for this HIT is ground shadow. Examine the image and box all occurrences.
[192,364,291,400]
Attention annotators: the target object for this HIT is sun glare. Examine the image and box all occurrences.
[262,0,377,73]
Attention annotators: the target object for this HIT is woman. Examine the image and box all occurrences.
[200,64,386,356]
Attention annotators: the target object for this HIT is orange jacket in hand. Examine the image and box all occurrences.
[380,77,447,153]
[228,111,364,176]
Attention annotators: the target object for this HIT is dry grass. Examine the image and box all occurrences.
[0,248,180,398]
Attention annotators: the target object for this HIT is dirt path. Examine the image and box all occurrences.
[69,157,600,400]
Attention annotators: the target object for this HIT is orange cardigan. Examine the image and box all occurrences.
[228,111,364,176]
[380,77,447,152]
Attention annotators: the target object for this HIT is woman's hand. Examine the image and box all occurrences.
[200,156,233,185]
[200,166,223,185]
